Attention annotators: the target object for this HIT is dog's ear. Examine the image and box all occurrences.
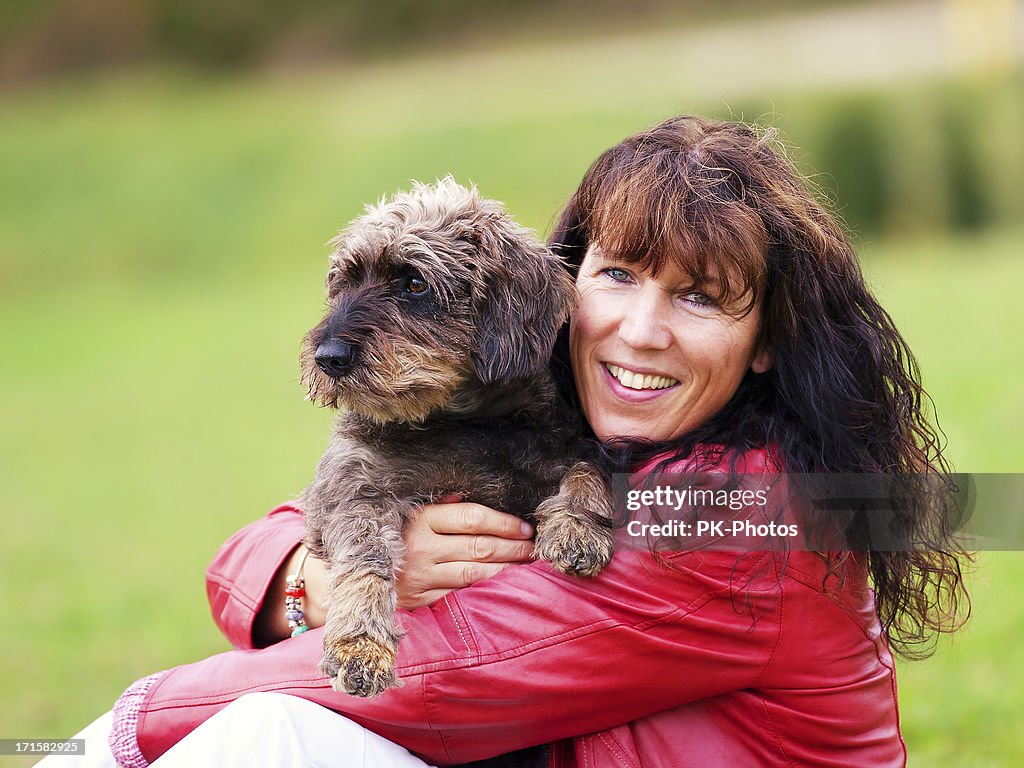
[471,219,576,385]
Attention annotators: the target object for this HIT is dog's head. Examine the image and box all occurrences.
[301,177,575,423]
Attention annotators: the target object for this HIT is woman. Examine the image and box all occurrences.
[51,115,968,767]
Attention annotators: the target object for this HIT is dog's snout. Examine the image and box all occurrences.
[315,339,358,378]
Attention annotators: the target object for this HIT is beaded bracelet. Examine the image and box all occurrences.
[285,545,311,637]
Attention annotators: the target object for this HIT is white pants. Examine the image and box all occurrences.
[35,693,434,768]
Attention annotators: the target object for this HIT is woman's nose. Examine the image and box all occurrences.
[616,289,673,350]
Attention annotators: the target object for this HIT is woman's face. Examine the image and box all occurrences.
[570,244,773,442]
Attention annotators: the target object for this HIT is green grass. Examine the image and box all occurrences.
[1,62,1022,766]
[861,231,1024,766]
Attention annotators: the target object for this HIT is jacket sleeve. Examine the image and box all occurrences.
[205,503,306,650]
[138,539,784,765]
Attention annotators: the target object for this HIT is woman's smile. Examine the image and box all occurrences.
[604,363,679,392]
[601,362,680,403]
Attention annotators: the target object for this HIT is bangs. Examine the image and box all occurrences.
[580,145,769,314]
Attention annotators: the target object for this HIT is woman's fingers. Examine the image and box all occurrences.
[403,525,535,568]
[410,502,534,565]
[431,533,536,565]
[419,501,534,539]
[397,503,536,609]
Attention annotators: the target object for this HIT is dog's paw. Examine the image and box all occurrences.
[534,512,614,578]
[321,634,399,697]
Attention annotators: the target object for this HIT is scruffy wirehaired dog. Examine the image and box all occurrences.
[300,178,614,697]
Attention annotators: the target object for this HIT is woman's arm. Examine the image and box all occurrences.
[210,502,537,648]
[141,541,782,765]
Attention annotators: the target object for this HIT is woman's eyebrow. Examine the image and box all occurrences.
[671,274,722,294]
[684,275,719,289]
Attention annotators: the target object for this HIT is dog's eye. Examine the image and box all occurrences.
[400,273,430,298]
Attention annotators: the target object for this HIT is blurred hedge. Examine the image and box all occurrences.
[735,75,1024,241]
[0,0,842,84]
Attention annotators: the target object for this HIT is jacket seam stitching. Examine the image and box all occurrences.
[597,732,639,768]
[751,566,785,687]
[206,570,259,610]
[423,674,455,763]
[453,595,483,656]
[758,698,796,767]
[750,570,791,764]
[395,617,620,679]
[444,595,476,662]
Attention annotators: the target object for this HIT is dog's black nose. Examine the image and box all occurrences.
[315,339,358,378]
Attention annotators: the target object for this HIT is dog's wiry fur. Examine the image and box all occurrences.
[300,178,613,697]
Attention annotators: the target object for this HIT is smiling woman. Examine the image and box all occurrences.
[45,115,969,768]
[548,115,969,664]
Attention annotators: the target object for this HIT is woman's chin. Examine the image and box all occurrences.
[589,415,678,444]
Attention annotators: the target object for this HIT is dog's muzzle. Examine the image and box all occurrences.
[315,339,359,379]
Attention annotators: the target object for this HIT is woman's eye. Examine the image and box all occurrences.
[602,267,632,283]
[683,292,715,308]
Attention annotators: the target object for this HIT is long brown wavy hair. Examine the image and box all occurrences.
[548,115,969,659]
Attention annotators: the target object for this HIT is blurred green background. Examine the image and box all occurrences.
[2,0,1023,765]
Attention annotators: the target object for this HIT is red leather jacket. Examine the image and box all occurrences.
[132,449,906,766]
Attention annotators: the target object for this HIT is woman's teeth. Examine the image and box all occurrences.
[605,364,679,391]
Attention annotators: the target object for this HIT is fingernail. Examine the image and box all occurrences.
[521,522,534,537]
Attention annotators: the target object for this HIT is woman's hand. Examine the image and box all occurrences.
[254,502,533,645]
[397,500,535,610]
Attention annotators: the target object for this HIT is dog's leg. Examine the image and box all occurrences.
[534,462,615,577]
[311,503,407,697]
